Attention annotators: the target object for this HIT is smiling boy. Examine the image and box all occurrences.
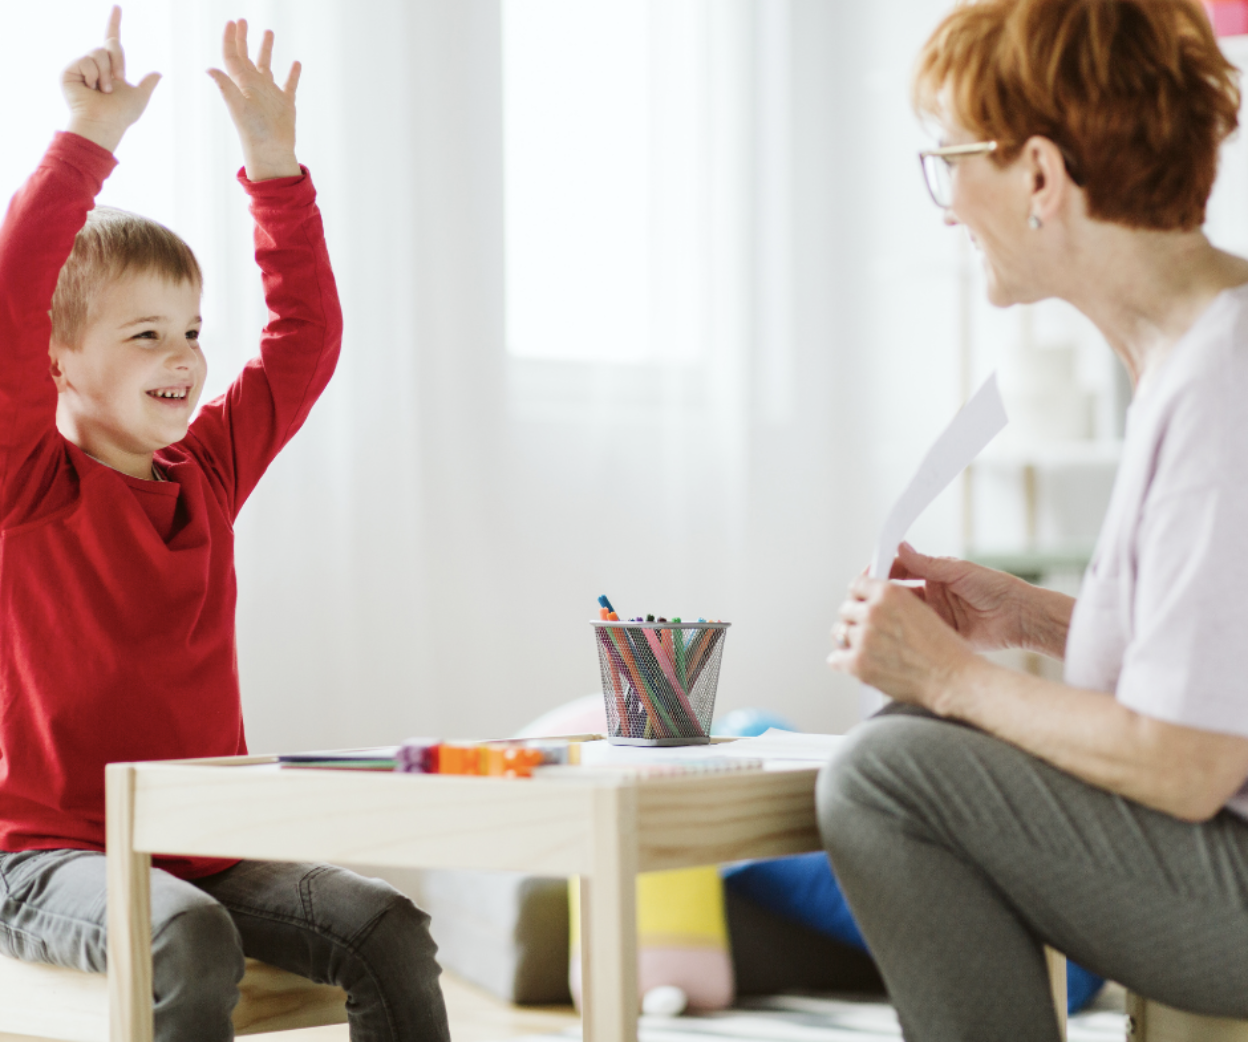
[0,10,448,1041]
[49,212,207,477]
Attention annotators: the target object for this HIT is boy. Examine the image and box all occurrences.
[0,10,449,1041]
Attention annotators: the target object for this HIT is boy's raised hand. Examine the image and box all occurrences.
[63,6,161,154]
[208,20,301,182]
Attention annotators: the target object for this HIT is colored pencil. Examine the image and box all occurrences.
[606,626,674,738]
[641,629,704,736]
[620,626,682,736]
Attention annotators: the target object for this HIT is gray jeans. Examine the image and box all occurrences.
[817,709,1248,1042]
[0,852,449,1042]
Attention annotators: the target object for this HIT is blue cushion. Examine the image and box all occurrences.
[722,853,1104,1014]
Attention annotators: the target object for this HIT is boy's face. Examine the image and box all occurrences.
[50,272,206,475]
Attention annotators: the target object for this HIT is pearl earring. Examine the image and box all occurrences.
[1028,213,1042,230]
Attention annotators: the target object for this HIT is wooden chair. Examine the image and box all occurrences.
[1048,952,1248,1041]
[0,951,347,1041]
[1124,991,1248,1041]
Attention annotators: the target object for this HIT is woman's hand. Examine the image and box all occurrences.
[207,20,301,182]
[888,542,1034,651]
[63,6,161,154]
[828,573,976,708]
[891,543,1075,658]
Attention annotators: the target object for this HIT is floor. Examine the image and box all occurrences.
[279,971,578,1042]
[276,976,1128,1042]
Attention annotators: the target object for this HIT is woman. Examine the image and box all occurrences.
[821,2,1248,1040]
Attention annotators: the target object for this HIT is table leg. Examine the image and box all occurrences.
[1045,946,1067,1041]
[106,763,154,1042]
[581,784,639,1042]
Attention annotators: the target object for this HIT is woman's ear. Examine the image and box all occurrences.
[1021,136,1071,226]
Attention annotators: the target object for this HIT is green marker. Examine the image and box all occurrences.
[673,617,686,689]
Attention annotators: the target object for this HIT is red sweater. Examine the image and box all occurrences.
[0,133,342,878]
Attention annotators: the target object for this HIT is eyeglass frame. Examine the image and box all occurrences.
[917,140,998,209]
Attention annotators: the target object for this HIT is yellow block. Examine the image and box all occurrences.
[569,866,728,949]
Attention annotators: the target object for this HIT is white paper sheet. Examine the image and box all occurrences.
[869,372,1008,579]
[861,373,1008,716]
[577,729,845,770]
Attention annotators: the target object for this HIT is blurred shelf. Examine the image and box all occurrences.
[967,546,1094,583]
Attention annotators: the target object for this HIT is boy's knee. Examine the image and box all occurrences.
[151,894,243,1039]
[307,867,435,957]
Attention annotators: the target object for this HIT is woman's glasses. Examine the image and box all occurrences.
[918,141,997,208]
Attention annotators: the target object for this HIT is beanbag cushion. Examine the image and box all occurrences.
[569,866,734,1011]
[722,853,1104,1013]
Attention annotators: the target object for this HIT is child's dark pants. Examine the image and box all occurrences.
[0,850,450,1042]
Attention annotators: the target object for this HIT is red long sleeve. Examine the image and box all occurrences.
[0,136,342,878]
[0,133,115,524]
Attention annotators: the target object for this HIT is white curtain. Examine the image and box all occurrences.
[5,0,969,751]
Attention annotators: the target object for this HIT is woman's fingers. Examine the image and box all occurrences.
[848,573,884,602]
[838,598,869,624]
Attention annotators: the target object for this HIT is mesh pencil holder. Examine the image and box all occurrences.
[592,621,730,746]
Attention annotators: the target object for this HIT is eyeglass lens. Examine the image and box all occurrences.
[922,153,952,208]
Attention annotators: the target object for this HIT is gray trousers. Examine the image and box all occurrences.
[817,709,1248,1042]
[0,851,449,1042]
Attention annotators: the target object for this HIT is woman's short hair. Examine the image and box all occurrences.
[51,207,202,349]
[914,0,1241,231]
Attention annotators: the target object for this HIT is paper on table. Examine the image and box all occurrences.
[709,728,846,761]
[868,372,1008,580]
[578,729,845,769]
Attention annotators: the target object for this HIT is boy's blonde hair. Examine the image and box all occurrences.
[51,207,202,348]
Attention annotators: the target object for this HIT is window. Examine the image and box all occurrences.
[501,0,714,365]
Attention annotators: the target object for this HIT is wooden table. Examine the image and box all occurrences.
[104,757,824,1042]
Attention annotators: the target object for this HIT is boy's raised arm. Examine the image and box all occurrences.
[189,21,341,513]
[0,6,157,508]
[207,20,302,183]
[63,6,160,154]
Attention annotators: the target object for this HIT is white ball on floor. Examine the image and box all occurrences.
[642,985,688,1017]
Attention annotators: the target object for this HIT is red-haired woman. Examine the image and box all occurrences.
[821,2,1248,1039]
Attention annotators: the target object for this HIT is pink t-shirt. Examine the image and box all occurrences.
[1065,284,1248,818]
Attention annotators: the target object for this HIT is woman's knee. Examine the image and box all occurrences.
[817,715,956,849]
